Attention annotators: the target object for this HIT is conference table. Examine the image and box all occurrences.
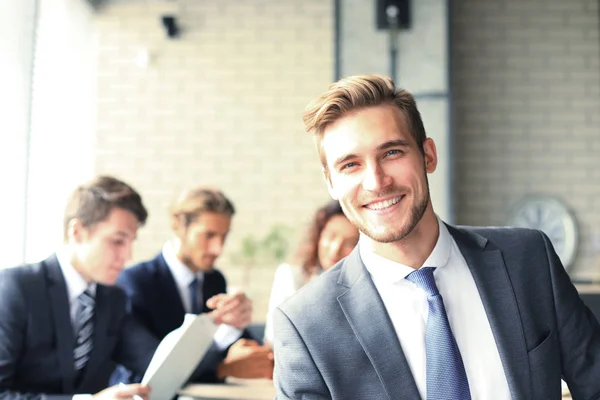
[179,378,275,400]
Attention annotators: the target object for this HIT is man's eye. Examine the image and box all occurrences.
[112,240,125,246]
[385,149,402,157]
[341,162,357,170]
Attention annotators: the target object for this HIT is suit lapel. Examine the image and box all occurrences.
[156,255,187,325]
[149,253,186,337]
[337,248,420,400]
[44,255,76,394]
[448,225,531,400]
[77,284,112,388]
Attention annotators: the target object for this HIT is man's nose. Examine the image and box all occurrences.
[362,161,391,192]
[208,238,224,256]
[120,243,133,264]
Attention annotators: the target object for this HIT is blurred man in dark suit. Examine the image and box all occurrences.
[0,176,155,399]
[112,186,273,385]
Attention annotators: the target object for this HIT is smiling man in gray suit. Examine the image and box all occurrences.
[272,75,600,400]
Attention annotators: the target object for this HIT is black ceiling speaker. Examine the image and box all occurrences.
[161,15,180,39]
[376,0,411,30]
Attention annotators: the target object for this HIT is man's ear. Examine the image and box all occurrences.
[322,167,339,200]
[67,218,85,243]
[171,214,185,237]
[423,138,438,174]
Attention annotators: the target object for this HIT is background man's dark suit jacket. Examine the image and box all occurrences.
[112,253,248,384]
[274,226,600,400]
[0,255,157,400]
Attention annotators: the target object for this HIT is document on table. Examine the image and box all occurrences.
[141,313,218,400]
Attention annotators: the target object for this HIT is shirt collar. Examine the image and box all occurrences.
[55,246,97,303]
[360,217,452,283]
[162,240,204,288]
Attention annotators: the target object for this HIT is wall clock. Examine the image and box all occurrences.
[507,196,578,270]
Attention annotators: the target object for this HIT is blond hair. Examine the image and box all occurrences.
[170,186,235,227]
[302,74,427,167]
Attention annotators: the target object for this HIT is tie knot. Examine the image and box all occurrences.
[405,267,439,297]
[78,289,95,307]
[189,277,199,290]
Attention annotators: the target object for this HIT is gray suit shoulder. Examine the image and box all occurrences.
[277,263,344,319]
[452,224,546,248]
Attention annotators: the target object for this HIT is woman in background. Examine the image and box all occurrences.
[264,200,359,346]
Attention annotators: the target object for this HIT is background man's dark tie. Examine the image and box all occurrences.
[189,277,201,314]
[74,289,94,383]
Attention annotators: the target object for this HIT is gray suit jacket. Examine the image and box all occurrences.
[273,226,600,400]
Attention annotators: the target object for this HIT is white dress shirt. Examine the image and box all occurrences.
[162,241,243,350]
[55,248,97,400]
[360,218,511,400]
[56,248,97,331]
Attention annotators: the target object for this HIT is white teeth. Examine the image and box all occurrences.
[367,197,401,210]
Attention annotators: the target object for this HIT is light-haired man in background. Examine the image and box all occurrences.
[112,186,273,385]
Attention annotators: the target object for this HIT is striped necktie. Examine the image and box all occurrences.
[406,267,471,400]
[73,289,95,376]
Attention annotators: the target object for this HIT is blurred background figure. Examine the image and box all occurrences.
[0,175,156,399]
[263,200,359,346]
[112,186,273,385]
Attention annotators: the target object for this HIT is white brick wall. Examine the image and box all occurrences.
[453,0,600,278]
[94,0,333,319]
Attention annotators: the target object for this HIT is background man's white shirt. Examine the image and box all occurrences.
[163,241,242,350]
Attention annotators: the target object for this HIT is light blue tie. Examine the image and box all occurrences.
[189,277,201,315]
[406,267,471,400]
